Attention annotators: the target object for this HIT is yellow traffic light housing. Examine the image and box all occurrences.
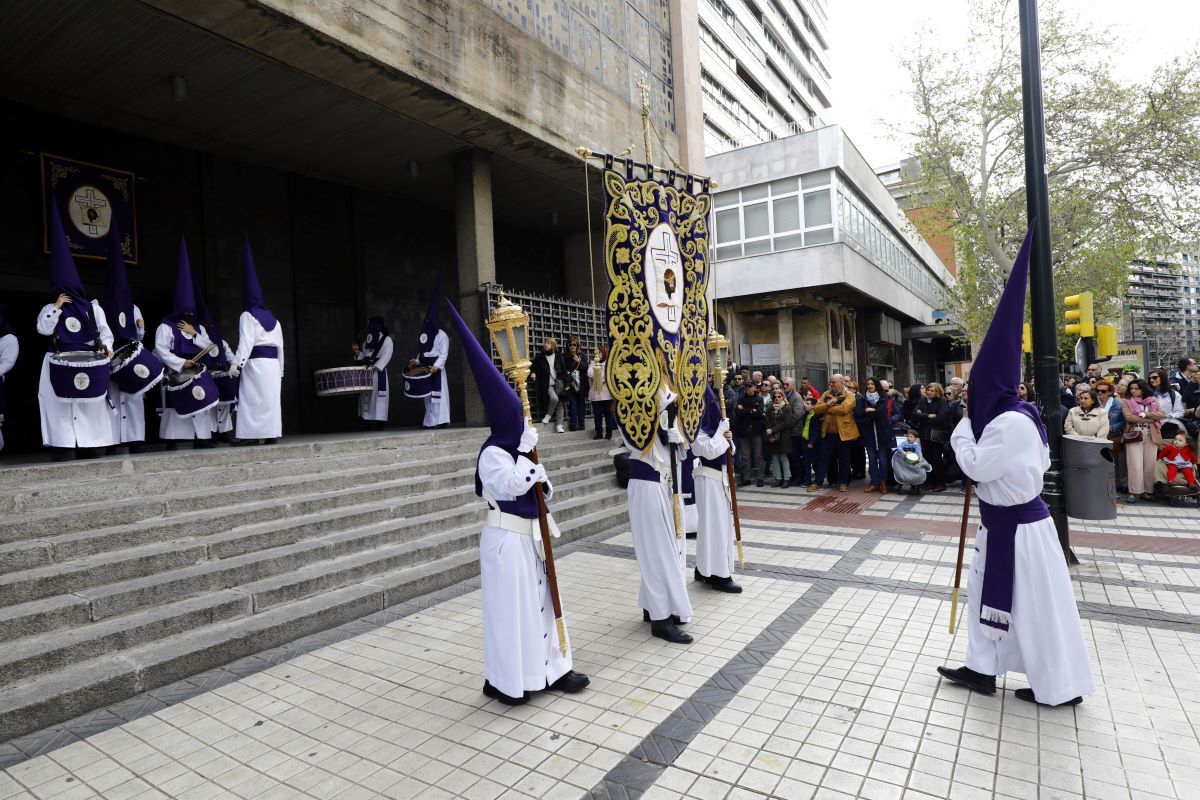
[1096,324,1118,358]
[1064,292,1094,338]
[1022,323,1032,354]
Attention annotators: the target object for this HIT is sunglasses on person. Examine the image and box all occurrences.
[1097,387,1110,393]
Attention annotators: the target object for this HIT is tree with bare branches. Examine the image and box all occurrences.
[900,0,1200,347]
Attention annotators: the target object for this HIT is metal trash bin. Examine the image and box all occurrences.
[1062,434,1117,520]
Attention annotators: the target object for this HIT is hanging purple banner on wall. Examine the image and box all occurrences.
[41,152,138,264]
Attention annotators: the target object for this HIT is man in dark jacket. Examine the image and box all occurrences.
[735,382,766,487]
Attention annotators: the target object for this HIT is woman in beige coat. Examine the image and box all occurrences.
[1064,388,1110,438]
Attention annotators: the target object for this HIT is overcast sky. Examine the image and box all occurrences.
[827,0,1200,170]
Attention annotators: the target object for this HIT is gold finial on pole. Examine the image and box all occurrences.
[636,77,653,164]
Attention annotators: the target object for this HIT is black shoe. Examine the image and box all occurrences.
[650,619,693,644]
[548,671,590,693]
[166,442,178,452]
[694,568,709,585]
[738,478,751,487]
[1014,688,1082,707]
[642,609,685,625]
[194,439,216,449]
[936,666,996,695]
[708,576,743,594]
[104,446,118,456]
[605,430,613,440]
[263,438,277,445]
[436,423,450,429]
[756,479,764,487]
[51,448,73,462]
[482,680,527,706]
[593,432,603,440]
[128,443,145,454]
[76,448,99,460]
[231,438,258,447]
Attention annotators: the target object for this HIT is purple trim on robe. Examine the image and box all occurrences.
[682,453,696,507]
[977,495,1051,639]
[628,459,663,483]
[249,345,278,359]
[699,454,725,471]
[476,442,541,519]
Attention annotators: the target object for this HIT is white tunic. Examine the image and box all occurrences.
[355,336,393,422]
[625,414,694,623]
[692,428,736,580]
[232,312,284,440]
[0,332,18,452]
[477,445,572,698]
[108,304,148,444]
[422,330,450,428]
[37,301,116,449]
[154,321,213,441]
[208,340,237,435]
[952,413,1094,705]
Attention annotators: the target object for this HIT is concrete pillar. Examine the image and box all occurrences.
[563,230,604,306]
[455,149,496,426]
[670,0,706,174]
[777,309,795,373]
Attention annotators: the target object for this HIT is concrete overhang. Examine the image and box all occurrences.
[714,242,938,325]
[902,323,968,340]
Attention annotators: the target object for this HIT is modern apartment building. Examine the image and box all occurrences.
[1125,252,1200,366]
[698,0,834,155]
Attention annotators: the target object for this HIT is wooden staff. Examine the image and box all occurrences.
[514,380,568,656]
[667,402,683,539]
[716,382,745,568]
[949,481,973,634]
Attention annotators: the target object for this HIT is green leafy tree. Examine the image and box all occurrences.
[899,0,1200,349]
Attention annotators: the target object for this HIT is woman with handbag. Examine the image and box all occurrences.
[1122,378,1164,503]
[562,338,588,432]
[764,387,794,488]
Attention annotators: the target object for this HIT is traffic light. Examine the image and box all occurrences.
[1096,324,1118,358]
[1064,292,1095,338]
[1022,322,1032,354]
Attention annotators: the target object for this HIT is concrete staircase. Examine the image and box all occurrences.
[0,427,626,742]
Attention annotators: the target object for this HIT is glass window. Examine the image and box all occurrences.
[714,190,739,208]
[716,209,740,242]
[745,239,772,256]
[801,170,831,188]
[770,177,798,195]
[715,244,742,261]
[805,228,834,245]
[741,184,769,202]
[773,233,804,251]
[773,196,800,232]
[744,202,770,238]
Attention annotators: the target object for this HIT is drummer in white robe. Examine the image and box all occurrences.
[624,387,695,644]
[194,286,237,441]
[691,386,743,593]
[106,302,150,449]
[410,280,450,428]
[444,298,588,706]
[937,226,1094,707]
[0,305,19,454]
[155,238,216,448]
[37,203,116,458]
[353,316,392,427]
[230,236,283,445]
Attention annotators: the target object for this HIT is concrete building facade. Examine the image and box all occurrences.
[697,0,833,155]
[707,126,956,387]
[1125,251,1200,366]
[0,0,705,449]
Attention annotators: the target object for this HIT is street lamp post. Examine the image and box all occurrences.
[1019,0,1075,564]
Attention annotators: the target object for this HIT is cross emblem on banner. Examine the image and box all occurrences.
[73,186,108,236]
[649,228,680,323]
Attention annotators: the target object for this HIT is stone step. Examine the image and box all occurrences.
[0,435,616,544]
[0,513,631,742]
[0,469,620,611]
[0,442,616,571]
[0,429,607,514]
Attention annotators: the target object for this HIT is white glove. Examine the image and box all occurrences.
[715,418,730,437]
[526,463,549,486]
[228,364,241,378]
[519,423,539,454]
[667,427,685,445]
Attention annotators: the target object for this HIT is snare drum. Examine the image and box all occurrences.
[165,365,219,418]
[315,366,373,397]
[110,341,165,396]
[211,370,240,403]
[48,350,110,402]
[402,366,437,399]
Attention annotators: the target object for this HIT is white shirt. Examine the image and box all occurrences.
[950,412,1049,507]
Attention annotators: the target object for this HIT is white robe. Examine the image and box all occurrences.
[37,301,116,449]
[421,330,450,428]
[154,321,213,441]
[477,445,572,698]
[108,304,148,444]
[355,336,392,422]
[625,414,694,623]
[0,332,18,452]
[232,312,284,440]
[692,428,736,580]
[952,413,1094,706]
[208,339,236,435]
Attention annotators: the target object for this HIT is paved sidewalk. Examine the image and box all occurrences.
[2,485,1198,800]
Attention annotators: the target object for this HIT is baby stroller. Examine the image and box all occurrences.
[1152,429,1200,508]
[890,448,931,494]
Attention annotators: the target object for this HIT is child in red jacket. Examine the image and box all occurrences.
[1159,432,1197,487]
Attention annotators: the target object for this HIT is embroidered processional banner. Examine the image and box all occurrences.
[603,158,712,453]
[41,153,138,263]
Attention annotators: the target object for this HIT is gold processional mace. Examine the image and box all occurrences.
[485,294,568,656]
